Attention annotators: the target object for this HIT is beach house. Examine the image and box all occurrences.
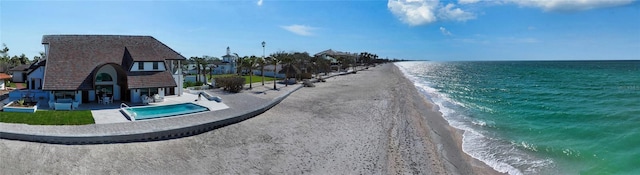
[12,35,186,104]
[212,47,238,74]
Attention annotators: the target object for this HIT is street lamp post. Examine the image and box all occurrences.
[261,41,266,86]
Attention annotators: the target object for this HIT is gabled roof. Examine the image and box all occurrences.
[9,64,30,72]
[41,35,186,90]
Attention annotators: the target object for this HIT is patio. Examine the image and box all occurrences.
[33,92,229,124]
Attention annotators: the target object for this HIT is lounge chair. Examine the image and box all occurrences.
[141,95,149,104]
[153,94,164,102]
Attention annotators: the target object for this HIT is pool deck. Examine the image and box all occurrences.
[90,93,230,124]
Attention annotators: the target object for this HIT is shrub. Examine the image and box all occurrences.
[215,76,245,93]
[183,81,195,87]
[195,81,204,86]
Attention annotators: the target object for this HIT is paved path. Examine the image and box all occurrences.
[14,83,25,89]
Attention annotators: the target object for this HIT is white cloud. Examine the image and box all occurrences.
[458,0,480,4]
[387,0,440,26]
[257,0,263,6]
[439,27,452,36]
[438,3,476,22]
[506,0,634,11]
[281,24,316,36]
[388,0,477,26]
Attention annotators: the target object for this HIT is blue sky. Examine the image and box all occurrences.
[1,0,639,61]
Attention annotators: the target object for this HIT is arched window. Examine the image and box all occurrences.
[96,73,113,82]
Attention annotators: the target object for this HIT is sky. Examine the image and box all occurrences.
[0,0,639,61]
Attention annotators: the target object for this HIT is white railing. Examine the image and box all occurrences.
[120,103,136,121]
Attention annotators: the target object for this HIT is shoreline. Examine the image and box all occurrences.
[387,63,503,174]
[0,63,501,174]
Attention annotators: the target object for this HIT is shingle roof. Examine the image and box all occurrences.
[9,64,30,71]
[0,73,11,80]
[127,71,177,89]
[41,35,186,90]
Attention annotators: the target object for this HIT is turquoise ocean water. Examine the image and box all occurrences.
[395,61,640,175]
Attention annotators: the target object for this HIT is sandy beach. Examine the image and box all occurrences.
[0,63,500,174]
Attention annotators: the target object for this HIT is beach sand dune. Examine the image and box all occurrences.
[0,64,500,174]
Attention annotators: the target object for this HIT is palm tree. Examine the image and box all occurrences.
[280,53,293,87]
[189,57,200,82]
[267,55,280,90]
[256,57,266,86]
[234,53,242,75]
[206,56,222,81]
[245,56,259,89]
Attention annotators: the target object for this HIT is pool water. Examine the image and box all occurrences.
[125,103,209,120]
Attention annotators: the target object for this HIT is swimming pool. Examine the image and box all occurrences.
[123,103,209,120]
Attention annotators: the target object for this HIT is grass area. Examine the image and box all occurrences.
[6,81,16,88]
[243,75,278,84]
[206,74,279,84]
[0,110,95,125]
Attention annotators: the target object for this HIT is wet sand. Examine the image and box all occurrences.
[0,63,500,174]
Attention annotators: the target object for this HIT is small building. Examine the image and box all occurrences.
[11,35,186,104]
[0,73,12,90]
[253,64,285,78]
[9,64,30,83]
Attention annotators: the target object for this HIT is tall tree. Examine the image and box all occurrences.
[189,56,207,83]
[233,53,242,75]
[206,56,222,81]
[256,57,266,86]
[279,53,293,87]
[267,55,281,90]
[242,56,259,89]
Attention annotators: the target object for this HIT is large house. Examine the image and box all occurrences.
[16,35,186,104]
[213,47,238,74]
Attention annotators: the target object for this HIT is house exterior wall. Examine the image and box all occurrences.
[130,87,163,103]
[95,65,121,100]
[173,74,183,96]
[253,70,285,78]
[130,89,141,103]
[44,44,49,58]
[216,63,236,74]
[130,62,167,71]
[184,75,207,83]
[75,90,82,103]
[88,90,96,102]
[27,66,45,89]
[12,71,25,83]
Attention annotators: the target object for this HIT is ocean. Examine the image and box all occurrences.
[395,61,640,175]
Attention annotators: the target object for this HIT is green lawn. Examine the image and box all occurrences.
[207,74,279,84]
[0,110,95,125]
[243,75,278,84]
[6,81,16,88]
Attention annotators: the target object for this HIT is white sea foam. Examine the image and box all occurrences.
[395,62,554,175]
